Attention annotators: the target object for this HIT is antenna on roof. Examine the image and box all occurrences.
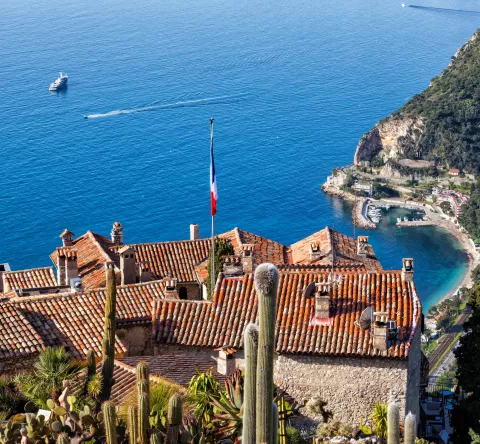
[356,306,374,330]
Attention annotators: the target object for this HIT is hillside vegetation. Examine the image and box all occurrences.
[388,30,480,172]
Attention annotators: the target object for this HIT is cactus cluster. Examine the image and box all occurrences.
[386,401,417,444]
[242,263,280,444]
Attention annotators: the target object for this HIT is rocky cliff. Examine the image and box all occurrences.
[353,29,480,173]
[354,117,424,165]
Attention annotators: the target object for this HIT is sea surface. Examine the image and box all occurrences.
[1,0,477,312]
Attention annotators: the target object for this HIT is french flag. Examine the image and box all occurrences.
[210,119,217,216]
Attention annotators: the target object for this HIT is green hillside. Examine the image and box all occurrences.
[389,30,480,172]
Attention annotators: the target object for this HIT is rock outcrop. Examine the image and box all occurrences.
[354,117,424,165]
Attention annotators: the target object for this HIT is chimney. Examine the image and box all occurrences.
[190,224,200,240]
[222,255,243,277]
[241,244,254,273]
[0,263,11,293]
[310,243,324,262]
[56,248,66,285]
[372,312,397,351]
[138,261,152,283]
[357,236,369,257]
[119,245,136,285]
[217,348,236,376]
[314,283,331,319]
[162,277,178,299]
[402,258,414,282]
[111,222,124,246]
[65,249,79,285]
[60,229,75,247]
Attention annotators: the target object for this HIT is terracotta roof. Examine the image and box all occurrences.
[2,267,58,292]
[152,270,421,359]
[0,280,165,361]
[289,227,382,271]
[0,304,46,358]
[127,240,211,283]
[11,293,126,360]
[50,231,117,290]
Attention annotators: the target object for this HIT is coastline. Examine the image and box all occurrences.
[323,182,479,307]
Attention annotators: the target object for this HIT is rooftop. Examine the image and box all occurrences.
[152,269,421,359]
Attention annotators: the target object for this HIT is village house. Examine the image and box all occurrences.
[0,222,424,428]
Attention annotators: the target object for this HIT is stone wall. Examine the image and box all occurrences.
[274,354,409,428]
[118,324,153,356]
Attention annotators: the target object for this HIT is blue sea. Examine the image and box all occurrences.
[1,0,477,312]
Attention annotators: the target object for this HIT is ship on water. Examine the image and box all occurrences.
[49,72,68,91]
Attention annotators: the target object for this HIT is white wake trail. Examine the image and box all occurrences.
[84,95,243,119]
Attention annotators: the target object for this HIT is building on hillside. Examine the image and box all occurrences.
[152,258,423,427]
[0,222,424,430]
[352,181,373,197]
[448,168,460,176]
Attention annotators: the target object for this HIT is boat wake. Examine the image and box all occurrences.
[84,94,248,119]
[407,4,480,14]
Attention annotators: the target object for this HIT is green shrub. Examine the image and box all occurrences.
[286,426,301,444]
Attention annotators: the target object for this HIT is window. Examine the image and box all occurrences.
[179,287,188,300]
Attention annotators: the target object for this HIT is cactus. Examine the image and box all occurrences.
[127,405,138,444]
[138,393,149,444]
[254,263,279,444]
[56,433,69,444]
[136,362,149,387]
[103,401,118,444]
[242,323,259,444]
[100,266,117,402]
[387,401,400,444]
[272,402,278,444]
[150,430,163,444]
[404,412,416,444]
[166,395,182,444]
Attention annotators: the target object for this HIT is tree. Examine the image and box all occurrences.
[14,347,84,409]
[451,285,480,442]
[206,237,234,299]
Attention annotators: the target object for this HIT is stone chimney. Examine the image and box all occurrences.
[190,224,199,240]
[223,255,243,277]
[0,263,11,293]
[138,261,152,283]
[402,258,414,282]
[357,236,369,257]
[314,283,331,319]
[310,243,324,262]
[119,245,136,285]
[65,249,79,285]
[241,244,254,273]
[111,222,124,246]
[372,312,389,351]
[162,277,178,299]
[56,248,78,285]
[60,229,74,247]
[217,348,236,376]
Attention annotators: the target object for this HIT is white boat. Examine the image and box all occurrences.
[402,3,407,7]
[49,72,68,91]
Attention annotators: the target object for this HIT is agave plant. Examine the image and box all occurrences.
[208,369,244,441]
[370,402,388,443]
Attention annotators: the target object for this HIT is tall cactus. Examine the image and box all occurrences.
[83,349,96,397]
[103,401,118,444]
[387,401,400,444]
[166,395,182,444]
[127,405,138,444]
[404,412,416,444]
[137,362,150,444]
[242,323,259,444]
[272,403,278,444]
[56,433,69,444]
[100,265,117,401]
[254,263,279,444]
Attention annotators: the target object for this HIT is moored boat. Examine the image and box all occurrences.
[49,72,68,91]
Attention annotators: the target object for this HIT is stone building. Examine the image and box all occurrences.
[0,221,424,429]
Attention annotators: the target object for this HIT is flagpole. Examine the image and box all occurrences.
[210,118,215,296]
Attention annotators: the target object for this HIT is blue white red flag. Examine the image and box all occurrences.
[210,120,217,216]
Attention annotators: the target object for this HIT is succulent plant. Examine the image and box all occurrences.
[387,401,400,444]
[103,401,117,444]
[127,405,139,444]
[404,412,416,444]
[166,395,182,444]
[242,323,259,444]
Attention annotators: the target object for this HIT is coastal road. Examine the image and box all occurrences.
[428,308,470,375]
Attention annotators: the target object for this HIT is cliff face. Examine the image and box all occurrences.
[353,29,480,173]
[354,117,424,165]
